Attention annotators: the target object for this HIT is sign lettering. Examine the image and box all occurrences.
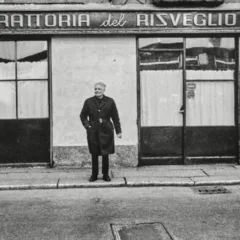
[0,11,240,34]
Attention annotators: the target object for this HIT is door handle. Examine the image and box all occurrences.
[179,105,184,114]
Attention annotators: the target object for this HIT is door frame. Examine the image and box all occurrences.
[137,35,239,166]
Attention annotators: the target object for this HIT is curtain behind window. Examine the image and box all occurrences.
[186,81,234,126]
[18,81,48,119]
[0,82,16,119]
[0,42,15,80]
[141,70,183,126]
[17,41,48,80]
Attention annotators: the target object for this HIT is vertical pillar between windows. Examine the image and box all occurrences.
[15,41,18,119]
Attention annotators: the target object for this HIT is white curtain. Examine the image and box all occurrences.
[18,81,48,118]
[141,70,183,126]
[186,81,234,126]
[0,62,15,80]
[17,61,48,80]
[0,82,16,119]
[17,41,48,79]
[187,70,234,80]
[0,42,15,80]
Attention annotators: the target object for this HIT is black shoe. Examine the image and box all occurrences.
[103,175,111,182]
[89,175,98,182]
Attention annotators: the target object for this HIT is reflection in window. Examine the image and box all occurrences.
[140,51,182,71]
[17,41,48,79]
[0,42,15,80]
[186,38,235,71]
[139,38,183,71]
[0,82,16,119]
[139,38,183,49]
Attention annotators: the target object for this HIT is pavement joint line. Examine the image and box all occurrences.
[201,169,210,177]
[161,224,175,240]
[189,177,197,186]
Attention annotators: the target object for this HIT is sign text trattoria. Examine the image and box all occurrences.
[0,12,239,30]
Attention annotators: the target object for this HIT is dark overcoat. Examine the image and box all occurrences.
[80,95,122,156]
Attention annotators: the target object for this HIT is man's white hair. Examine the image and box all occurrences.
[94,82,106,89]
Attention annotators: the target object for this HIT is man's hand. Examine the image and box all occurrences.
[117,133,122,139]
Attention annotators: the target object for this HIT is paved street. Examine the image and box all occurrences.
[1,186,240,240]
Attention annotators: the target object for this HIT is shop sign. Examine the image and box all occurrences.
[0,11,239,34]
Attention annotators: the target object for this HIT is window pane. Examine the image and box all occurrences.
[186,81,234,126]
[0,42,15,80]
[18,81,48,118]
[139,38,183,71]
[17,41,48,79]
[186,38,235,80]
[0,82,16,119]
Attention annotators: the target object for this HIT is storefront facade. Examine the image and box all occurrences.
[0,0,239,167]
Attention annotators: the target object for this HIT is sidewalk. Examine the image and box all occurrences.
[0,164,240,190]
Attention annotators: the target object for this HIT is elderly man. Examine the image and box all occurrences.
[80,82,122,182]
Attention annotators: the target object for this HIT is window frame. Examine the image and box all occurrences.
[0,37,50,120]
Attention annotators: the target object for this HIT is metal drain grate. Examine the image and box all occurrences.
[193,186,231,194]
[111,222,172,240]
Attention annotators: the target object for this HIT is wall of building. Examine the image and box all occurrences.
[52,36,138,167]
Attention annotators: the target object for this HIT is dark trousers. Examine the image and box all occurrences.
[91,154,109,176]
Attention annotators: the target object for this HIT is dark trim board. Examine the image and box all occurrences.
[0,163,49,168]
[185,156,237,165]
[139,157,182,166]
[139,156,237,166]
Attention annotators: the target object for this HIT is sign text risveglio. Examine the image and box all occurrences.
[0,12,238,29]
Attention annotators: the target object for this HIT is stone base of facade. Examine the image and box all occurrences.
[53,145,138,168]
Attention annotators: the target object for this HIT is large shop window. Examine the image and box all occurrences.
[0,41,49,119]
[139,37,235,127]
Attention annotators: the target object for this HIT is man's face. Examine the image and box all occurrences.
[94,84,105,98]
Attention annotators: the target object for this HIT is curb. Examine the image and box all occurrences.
[1,180,240,191]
